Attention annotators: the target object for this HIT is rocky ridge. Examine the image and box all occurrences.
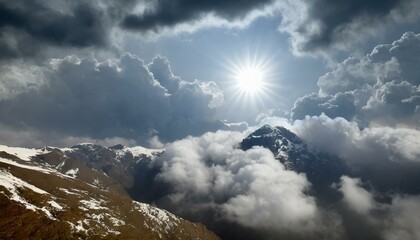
[0,144,219,240]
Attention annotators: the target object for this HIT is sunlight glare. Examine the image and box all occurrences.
[224,49,278,111]
[235,66,264,93]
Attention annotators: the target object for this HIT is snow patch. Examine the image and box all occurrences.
[56,160,66,170]
[115,146,162,161]
[0,170,57,220]
[58,147,75,152]
[0,145,50,161]
[83,212,125,235]
[133,201,180,233]
[80,198,108,210]
[59,188,81,196]
[48,200,64,210]
[68,220,88,234]
[0,157,72,179]
[0,169,49,195]
[65,168,79,178]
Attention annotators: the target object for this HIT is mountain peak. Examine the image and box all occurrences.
[249,125,302,144]
[241,125,303,155]
[240,124,345,189]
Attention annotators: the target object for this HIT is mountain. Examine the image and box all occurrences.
[0,126,346,239]
[240,125,346,193]
[0,144,219,240]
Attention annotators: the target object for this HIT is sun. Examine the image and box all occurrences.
[230,57,270,97]
[235,66,264,93]
[224,50,277,110]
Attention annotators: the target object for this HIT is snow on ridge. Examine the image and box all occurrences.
[133,201,180,233]
[0,157,72,179]
[0,170,57,220]
[56,147,75,153]
[0,157,54,174]
[116,146,163,159]
[0,145,50,161]
[0,169,49,195]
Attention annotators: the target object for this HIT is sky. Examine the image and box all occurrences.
[0,0,419,147]
[0,1,420,239]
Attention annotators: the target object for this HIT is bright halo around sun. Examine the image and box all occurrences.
[224,50,280,113]
[226,52,274,102]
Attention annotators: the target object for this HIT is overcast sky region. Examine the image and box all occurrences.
[1,1,420,239]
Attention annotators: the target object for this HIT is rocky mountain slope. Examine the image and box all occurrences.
[0,144,219,240]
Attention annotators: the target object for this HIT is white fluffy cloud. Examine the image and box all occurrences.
[383,196,420,240]
[338,176,420,240]
[151,130,321,234]
[292,114,420,165]
[289,114,420,195]
[292,32,420,127]
[338,176,375,215]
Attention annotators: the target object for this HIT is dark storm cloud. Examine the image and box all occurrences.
[278,0,420,54]
[0,1,108,59]
[121,0,275,32]
[292,32,420,127]
[292,92,357,121]
[0,54,224,146]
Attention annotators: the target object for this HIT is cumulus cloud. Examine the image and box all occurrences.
[292,32,420,127]
[134,130,341,239]
[382,195,420,240]
[338,176,375,215]
[278,0,420,55]
[292,114,420,194]
[125,115,420,239]
[337,176,420,240]
[0,54,225,146]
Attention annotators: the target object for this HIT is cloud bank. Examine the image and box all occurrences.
[135,130,341,239]
[292,32,420,128]
[278,0,420,55]
[3,0,418,59]
[0,0,110,60]
[130,113,420,239]
[121,0,277,33]
[337,175,420,240]
[291,114,420,194]
[0,54,224,146]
